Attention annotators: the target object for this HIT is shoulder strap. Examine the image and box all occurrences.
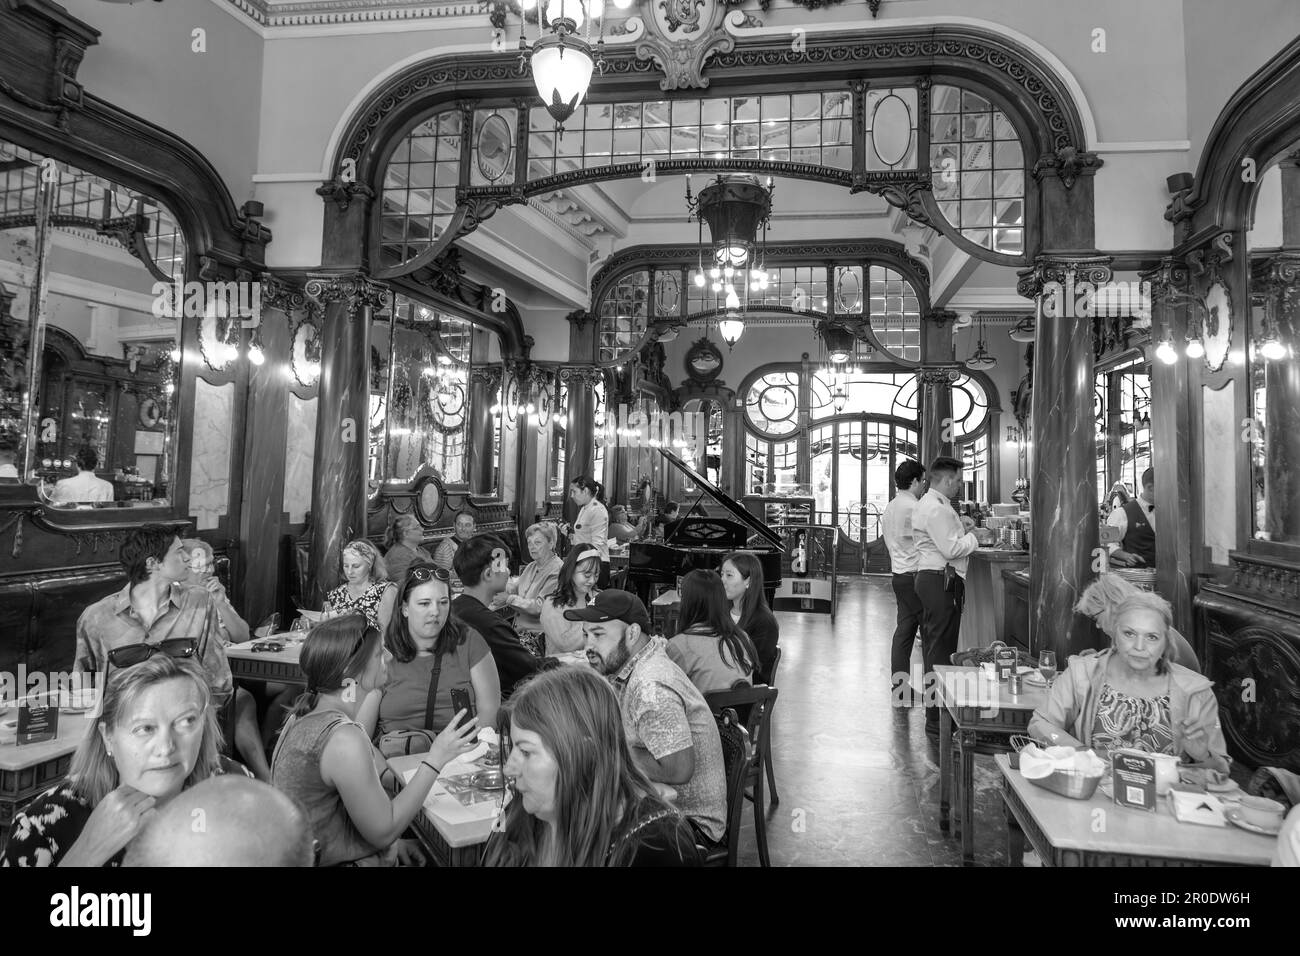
[423,651,445,731]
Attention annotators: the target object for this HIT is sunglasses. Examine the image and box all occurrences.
[408,565,451,584]
[251,641,284,653]
[107,638,199,669]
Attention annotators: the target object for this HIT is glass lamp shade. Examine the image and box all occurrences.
[1185,338,1205,359]
[531,35,594,128]
[545,0,585,29]
[1008,317,1036,343]
[713,243,750,266]
[718,315,745,347]
[1156,337,1178,364]
[1260,334,1286,360]
[724,287,741,311]
[829,349,851,364]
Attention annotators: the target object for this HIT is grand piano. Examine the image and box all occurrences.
[628,447,783,606]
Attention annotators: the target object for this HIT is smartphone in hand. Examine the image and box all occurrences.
[450,687,476,723]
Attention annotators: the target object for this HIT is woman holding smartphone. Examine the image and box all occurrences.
[272,613,479,866]
[377,564,500,751]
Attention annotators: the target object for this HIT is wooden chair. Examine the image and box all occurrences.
[763,646,782,806]
[700,706,753,868]
[704,685,778,867]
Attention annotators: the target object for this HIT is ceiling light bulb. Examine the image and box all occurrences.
[709,267,720,280]
[693,272,705,288]
[248,344,265,366]
[1185,338,1205,359]
[1156,339,1178,365]
[1261,336,1286,360]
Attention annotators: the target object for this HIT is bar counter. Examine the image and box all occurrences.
[958,548,1030,651]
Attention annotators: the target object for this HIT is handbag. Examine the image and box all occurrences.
[376,652,444,758]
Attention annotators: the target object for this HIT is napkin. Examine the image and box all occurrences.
[1169,789,1226,827]
[1019,744,1106,780]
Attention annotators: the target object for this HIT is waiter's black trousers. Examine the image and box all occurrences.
[890,572,923,694]
[915,569,965,727]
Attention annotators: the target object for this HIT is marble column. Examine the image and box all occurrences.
[1017,256,1111,658]
[1143,258,1196,636]
[467,365,500,496]
[920,309,957,466]
[562,367,599,525]
[304,273,388,604]
[237,276,303,626]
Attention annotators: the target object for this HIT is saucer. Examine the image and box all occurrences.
[1224,807,1282,836]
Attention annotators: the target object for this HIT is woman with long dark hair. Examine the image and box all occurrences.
[483,667,701,867]
[378,564,500,748]
[667,568,759,694]
[720,551,781,684]
[565,475,610,588]
[271,613,479,865]
[540,545,602,655]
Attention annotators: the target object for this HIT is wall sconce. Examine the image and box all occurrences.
[198,307,240,373]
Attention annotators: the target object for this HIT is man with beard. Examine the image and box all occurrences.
[568,590,726,847]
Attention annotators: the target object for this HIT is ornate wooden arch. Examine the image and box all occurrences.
[332,21,1089,271]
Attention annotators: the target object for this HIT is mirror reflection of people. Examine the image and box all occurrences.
[0,445,18,479]
[434,511,476,588]
[1108,467,1156,568]
[51,446,114,504]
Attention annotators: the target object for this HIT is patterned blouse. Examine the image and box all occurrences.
[1,756,252,867]
[325,581,393,631]
[1089,683,1174,757]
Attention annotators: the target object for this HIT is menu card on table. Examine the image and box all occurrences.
[1112,750,1157,811]
[18,698,59,745]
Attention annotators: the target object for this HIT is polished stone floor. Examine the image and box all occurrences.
[735,574,1013,867]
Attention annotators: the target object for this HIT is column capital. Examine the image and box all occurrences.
[1031,147,1104,190]
[559,365,605,388]
[316,178,375,213]
[918,366,961,387]
[922,308,959,329]
[259,273,308,314]
[566,308,595,330]
[470,365,502,388]
[1016,254,1113,300]
[304,272,391,318]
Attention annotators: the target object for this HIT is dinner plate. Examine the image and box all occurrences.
[1223,807,1282,836]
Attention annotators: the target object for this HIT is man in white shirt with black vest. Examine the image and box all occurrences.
[1108,467,1156,567]
[882,459,926,699]
[912,456,979,736]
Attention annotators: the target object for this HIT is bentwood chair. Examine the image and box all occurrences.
[762,646,782,806]
[700,707,752,868]
[705,685,778,867]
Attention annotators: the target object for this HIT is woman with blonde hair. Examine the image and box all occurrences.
[323,538,397,634]
[383,515,432,587]
[2,654,251,867]
[1028,576,1227,773]
[483,667,701,867]
[494,522,562,656]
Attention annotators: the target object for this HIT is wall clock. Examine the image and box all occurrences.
[684,337,723,384]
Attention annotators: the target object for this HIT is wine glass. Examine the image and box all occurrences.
[1038,650,1058,687]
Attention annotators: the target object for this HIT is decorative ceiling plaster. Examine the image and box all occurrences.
[532,190,613,241]
[222,0,483,28]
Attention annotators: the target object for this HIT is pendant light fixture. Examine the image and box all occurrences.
[1008,315,1036,343]
[964,314,998,370]
[515,0,606,134]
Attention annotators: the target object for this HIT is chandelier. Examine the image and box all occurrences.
[684,173,775,350]
[507,0,612,134]
[964,313,997,370]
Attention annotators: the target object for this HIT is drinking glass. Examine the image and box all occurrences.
[1038,650,1058,687]
[291,616,311,637]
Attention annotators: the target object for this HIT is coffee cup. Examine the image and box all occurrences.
[1238,794,1285,829]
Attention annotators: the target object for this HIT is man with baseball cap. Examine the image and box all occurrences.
[566,590,727,846]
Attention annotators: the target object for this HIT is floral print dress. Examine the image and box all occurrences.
[325,582,392,631]
[1089,683,1175,758]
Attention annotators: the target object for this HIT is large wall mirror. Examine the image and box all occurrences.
[1246,144,1300,548]
[373,293,494,492]
[0,139,184,510]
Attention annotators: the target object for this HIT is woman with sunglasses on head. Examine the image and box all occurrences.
[539,546,602,655]
[377,564,500,751]
[272,613,479,866]
[322,539,398,635]
[483,666,701,867]
[1,654,251,867]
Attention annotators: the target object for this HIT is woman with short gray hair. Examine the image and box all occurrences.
[495,522,562,656]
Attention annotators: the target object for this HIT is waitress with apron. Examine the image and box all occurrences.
[565,476,611,589]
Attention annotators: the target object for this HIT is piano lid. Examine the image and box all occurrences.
[655,447,782,550]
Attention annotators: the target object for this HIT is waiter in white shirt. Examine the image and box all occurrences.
[912,455,979,734]
[882,459,926,696]
[50,446,115,504]
[1108,467,1156,567]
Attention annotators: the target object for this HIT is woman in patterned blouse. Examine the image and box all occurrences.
[1,655,250,867]
[323,539,398,634]
[1028,581,1229,774]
